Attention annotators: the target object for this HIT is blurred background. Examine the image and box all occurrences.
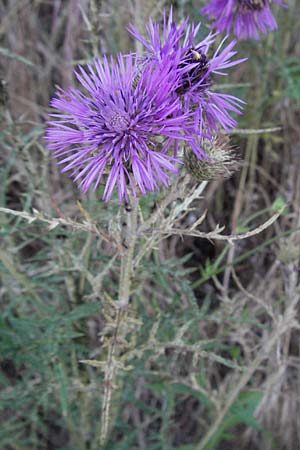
[1,1,300,449]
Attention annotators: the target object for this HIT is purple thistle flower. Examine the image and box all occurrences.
[128,8,246,155]
[46,54,193,201]
[201,0,286,40]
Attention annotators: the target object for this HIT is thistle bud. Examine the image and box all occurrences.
[184,135,240,182]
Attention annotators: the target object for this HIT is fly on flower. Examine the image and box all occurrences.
[201,0,287,40]
[46,54,195,202]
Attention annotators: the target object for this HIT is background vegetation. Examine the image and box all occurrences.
[0,1,300,449]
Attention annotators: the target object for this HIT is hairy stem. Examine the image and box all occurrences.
[118,197,139,306]
[99,196,139,447]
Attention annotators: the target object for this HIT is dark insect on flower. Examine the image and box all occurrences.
[201,0,287,40]
[176,48,210,95]
[243,0,269,11]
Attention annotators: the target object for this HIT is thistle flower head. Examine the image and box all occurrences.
[184,135,240,181]
[46,54,193,201]
[128,8,246,146]
[201,0,287,40]
[46,11,246,201]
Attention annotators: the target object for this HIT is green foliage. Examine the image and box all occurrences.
[279,56,300,100]
[204,391,263,450]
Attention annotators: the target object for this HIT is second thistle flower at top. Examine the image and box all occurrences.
[128,8,246,156]
[201,0,286,40]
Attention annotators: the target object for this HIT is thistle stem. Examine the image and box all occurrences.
[118,197,139,307]
[99,196,139,447]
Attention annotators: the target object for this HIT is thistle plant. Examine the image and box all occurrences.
[43,9,250,445]
[1,2,294,450]
[40,7,288,446]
